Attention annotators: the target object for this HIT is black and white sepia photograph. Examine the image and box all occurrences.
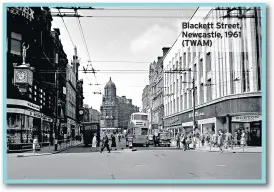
[3,3,266,184]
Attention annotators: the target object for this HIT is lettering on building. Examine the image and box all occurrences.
[7,7,34,21]
[170,116,180,125]
[231,115,261,122]
[189,112,205,118]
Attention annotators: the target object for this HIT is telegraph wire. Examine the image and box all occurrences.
[57,8,75,47]
[74,9,101,92]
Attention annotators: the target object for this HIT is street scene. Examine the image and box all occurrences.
[5,5,264,182]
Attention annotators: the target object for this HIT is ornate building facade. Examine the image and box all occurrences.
[100,77,118,131]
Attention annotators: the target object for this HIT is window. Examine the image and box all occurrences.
[133,114,148,120]
[10,32,22,55]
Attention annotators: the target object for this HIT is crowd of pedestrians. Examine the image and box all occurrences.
[90,132,123,153]
[174,129,248,153]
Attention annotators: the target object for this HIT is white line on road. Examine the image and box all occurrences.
[217,165,227,167]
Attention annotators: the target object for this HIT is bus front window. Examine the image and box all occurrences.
[141,128,148,135]
[133,114,148,120]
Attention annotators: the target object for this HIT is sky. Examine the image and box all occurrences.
[51,7,198,111]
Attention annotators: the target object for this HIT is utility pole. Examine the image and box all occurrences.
[54,68,59,151]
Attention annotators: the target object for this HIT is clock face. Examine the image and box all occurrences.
[16,71,27,82]
[79,110,84,115]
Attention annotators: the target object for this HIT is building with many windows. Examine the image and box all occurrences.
[163,7,262,146]
[100,77,119,132]
[117,96,139,131]
[150,48,170,130]
[6,7,68,149]
[65,49,77,138]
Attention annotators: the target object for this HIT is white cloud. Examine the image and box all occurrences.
[129,24,177,56]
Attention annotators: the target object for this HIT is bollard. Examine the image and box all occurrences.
[48,142,51,152]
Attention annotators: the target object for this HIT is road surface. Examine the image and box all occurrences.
[7,148,261,180]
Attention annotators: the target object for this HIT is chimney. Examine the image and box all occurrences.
[162,47,170,56]
[157,56,162,61]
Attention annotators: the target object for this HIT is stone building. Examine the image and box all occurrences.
[163,7,262,146]
[100,77,118,132]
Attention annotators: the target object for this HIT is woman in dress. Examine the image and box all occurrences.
[111,134,117,150]
[91,133,97,152]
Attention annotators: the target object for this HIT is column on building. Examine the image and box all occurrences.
[246,8,259,92]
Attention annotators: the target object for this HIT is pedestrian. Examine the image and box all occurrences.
[201,134,205,146]
[181,133,186,151]
[32,136,39,154]
[101,135,111,153]
[90,133,97,152]
[118,133,121,142]
[176,133,181,149]
[217,130,224,153]
[240,130,246,148]
[111,134,117,150]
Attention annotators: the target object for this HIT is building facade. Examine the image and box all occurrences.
[89,108,100,123]
[6,7,69,149]
[117,96,140,131]
[65,55,77,138]
[150,48,170,130]
[100,77,118,131]
[163,7,262,146]
[142,85,149,113]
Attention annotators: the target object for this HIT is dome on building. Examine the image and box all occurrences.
[104,77,116,89]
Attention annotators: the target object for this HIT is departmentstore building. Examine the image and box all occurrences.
[163,7,262,146]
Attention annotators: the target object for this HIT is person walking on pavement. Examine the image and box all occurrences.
[217,130,224,153]
[90,133,97,152]
[32,136,39,154]
[176,133,181,149]
[101,135,111,153]
[111,133,117,150]
[181,133,186,151]
[118,133,121,143]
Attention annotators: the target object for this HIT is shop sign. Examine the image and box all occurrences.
[27,110,41,118]
[42,115,53,122]
[7,7,34,21]
[170,116,180,125]
[189,111,205,118]
[231,115,261,122]
[7,99,40,111]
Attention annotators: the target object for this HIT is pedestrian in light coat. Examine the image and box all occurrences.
[217,130,224,153]
[90,133,97,152]
[32,136,39,154]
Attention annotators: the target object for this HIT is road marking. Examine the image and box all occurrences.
[217,165,227,167]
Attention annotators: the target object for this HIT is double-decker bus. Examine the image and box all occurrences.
[126,112,149,147]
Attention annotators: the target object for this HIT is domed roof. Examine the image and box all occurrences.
[104,77,116,89]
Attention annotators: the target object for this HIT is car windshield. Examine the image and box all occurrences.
[133,114,148,120]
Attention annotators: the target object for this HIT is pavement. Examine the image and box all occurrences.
[7,141,82,157]
[170,140,262,153]
[6,149,262,180]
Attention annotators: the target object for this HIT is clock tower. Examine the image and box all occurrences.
[100,77,118,131]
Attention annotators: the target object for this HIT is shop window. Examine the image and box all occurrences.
[10,32,22,55]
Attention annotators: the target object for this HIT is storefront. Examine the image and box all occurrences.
[41,115,53,144]
[67,118,76,138]
[164,93,262,146]
[231,115,262,146]
[7,99,54,148]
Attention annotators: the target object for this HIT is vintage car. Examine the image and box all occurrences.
[158,132,171,147]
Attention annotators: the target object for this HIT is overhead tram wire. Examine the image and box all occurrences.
[74,10,101,92]
[54,7,200,10]
[57,8,75,47]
